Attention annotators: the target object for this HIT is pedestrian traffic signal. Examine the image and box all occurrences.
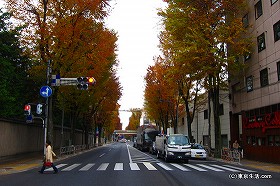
[36,104,43,115]
[24,104,31,115]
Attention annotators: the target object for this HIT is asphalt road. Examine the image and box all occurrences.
[0,142,279,186]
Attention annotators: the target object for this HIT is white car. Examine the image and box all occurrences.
[191,143,207,160]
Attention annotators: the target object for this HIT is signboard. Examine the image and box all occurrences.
[40,86,52,98]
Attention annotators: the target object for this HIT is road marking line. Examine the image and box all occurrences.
[97,163,109,171]
[171,163,190,171]
[127,144,132,163]
[211,164,240,172]
[62,164,81,171]
[99,153,105,158]
[223,165,256,172]
[197,164,224,171]
[114,163,123,170]
[45,164,67,171]
[79,164,95,171]
[130,163,140,170]
[157,163,173,170]
[184,164,207,171]
[143,162,157,170]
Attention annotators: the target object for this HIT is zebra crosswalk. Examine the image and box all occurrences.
[45,162,256,173]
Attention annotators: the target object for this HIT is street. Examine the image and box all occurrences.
[0,142,279,186]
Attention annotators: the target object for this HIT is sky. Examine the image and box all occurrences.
[105,0,166,129]
[0,0,166,129]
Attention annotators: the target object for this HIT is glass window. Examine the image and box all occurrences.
[242,14,249,28]
[271,0,278,5]
[268,135,274,146]
[257,33,266,52]
[204,110,208,119]
[273,20,280,42]
[277,62,280,81]
[219,104,224,116]
[260,68,269,87]
[255,1,263,19]
[246,76,253,92]
[247,136,251,145]
[203,135,209,146]
[275,136,280,146]
[252,136,256,146]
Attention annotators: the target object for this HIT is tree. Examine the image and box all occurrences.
[158,0,251,157]
[126,108,142,130]
[0,10,30,118]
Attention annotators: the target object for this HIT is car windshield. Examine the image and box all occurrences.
[168,135,189,145]
[191,144,204,149]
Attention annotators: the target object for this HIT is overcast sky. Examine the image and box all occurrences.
[106,0,166,129]
[0,0,166,129]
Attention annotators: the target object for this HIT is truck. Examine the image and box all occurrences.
[155,134,191,163]
[136,124,159,152]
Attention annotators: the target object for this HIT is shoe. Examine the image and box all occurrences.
[38,171,43,174]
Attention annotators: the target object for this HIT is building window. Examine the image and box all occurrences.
[271,0,278,5]
[182,117,184,125]
[242,14,249,28]
[255,0,263,19]
[252,136,256,146]
[273,20,280,42]
[275,136,280,146]
[268,135,274,146]
[221,135,228,147]
[260,68,269,87]
[246,76,253,92]
[257,33,266,52]
[219,104,224,116]
[204,110,208,119]
[203,135,209,146]
[247,136,251,145]
[277,62,280,81]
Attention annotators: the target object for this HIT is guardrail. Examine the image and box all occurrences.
[59,145,87,156]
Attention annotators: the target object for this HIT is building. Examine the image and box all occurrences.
[230,0,280,163]
[177,92,231,149]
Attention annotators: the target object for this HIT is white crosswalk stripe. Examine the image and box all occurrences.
[171,163,190,171]
[143,162,157,170]
[97,163,109,171]
[157,163,173,170]
[114,163,123,170]
[50,163,254,173]
[79,163,95,171]
[130,163,140,170]
[62,164,81,171]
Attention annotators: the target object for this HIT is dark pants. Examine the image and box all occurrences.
[40,163,58,173]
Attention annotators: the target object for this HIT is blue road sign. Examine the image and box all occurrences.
[40,86,52,98]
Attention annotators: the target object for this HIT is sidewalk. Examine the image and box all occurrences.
[1,151,280,175]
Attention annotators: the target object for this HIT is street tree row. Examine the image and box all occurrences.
[144,0,252,157]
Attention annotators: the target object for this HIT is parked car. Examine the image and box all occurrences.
[120,138,127,143]
[191,143,207,160]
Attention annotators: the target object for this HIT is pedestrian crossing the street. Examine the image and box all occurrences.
[45,162,256,173]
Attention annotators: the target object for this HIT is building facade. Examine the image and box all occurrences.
[230,0,280,163]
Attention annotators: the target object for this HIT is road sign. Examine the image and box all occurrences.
[40,86,52,98]
[26,114,33,123]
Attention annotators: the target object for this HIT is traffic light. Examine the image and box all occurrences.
[24,104,31,115]
[77,77,89,90]
[77,77,96,90]
[36,104,43,115]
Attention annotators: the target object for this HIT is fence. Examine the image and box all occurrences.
[221,147,242,163]
[59,144,87,156]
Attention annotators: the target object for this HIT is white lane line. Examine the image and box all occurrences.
[97,163,109,171]
[130,163,140,170]
[45,164,67,171]
[211,164,240,172]
[143,162,157,170]
[79,163,95,171]
[157,163,173,170]
[99,153,105,158]
[127,144,132,163]
[184,164,207,171]
[197,164,224,171]
[114,163,123,170]
[171,163,190,171]
[61,164,81,171]
[223,165,256,172]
